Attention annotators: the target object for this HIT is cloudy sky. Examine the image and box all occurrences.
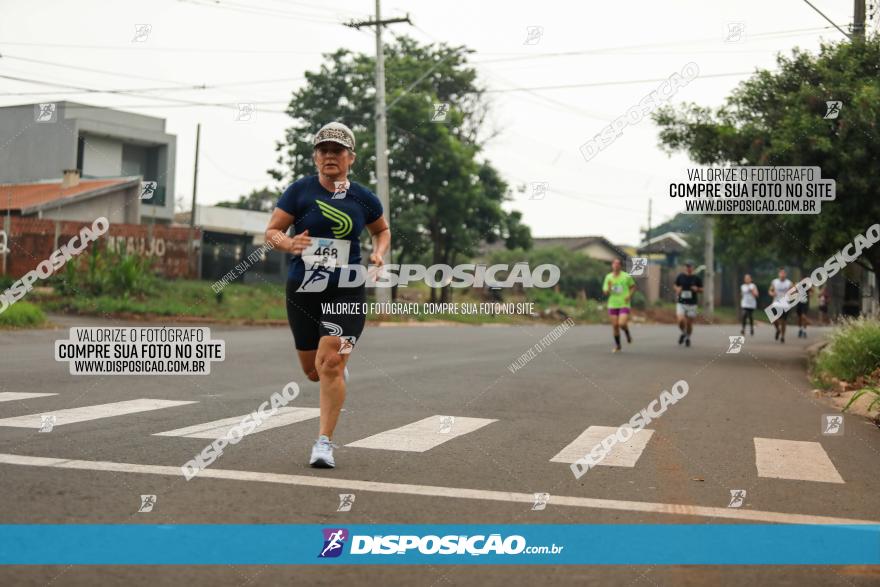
[0,0,869,244]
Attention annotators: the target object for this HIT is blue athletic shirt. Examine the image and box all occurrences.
[275,175,383,285]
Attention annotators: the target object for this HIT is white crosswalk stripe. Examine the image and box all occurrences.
[0,399,198,429]
[346,415,497,452]
[754,437,844,484]
[0,395,853,488]
[0,392,58,403]
[154,407,321,439]
[550,425,654,467]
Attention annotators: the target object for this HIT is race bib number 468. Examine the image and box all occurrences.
[303,238,350,269]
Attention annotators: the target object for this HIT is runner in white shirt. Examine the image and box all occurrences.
[768,268,794,344]
[740,274,759,336]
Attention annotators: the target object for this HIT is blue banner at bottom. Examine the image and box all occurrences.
[1,524,879,565]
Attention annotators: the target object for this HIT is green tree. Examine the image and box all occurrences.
[654,37,880,283]
[490,246,605,299]
[269,36,530,302]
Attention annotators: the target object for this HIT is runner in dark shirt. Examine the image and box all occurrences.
[674,260,703,347]
[265,122,390,469]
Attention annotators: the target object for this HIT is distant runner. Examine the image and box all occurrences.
[265,122,391,469]
[674,260,703,347]
[768,268,793,344]
[740,274,758,336]
[602,258,636,353]
[819,285,831,325]
[796,287,811,338]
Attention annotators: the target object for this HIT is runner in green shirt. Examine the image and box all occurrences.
[602,258,637,353]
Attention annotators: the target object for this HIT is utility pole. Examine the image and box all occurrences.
[646,198,652,244]
[854,0,866,37]
[189,123,201,279]
[704,217,715,316]
[346,3,411,304]
[2,192,9,276]
[190,123,201,228]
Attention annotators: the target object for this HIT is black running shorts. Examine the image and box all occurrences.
[285,281,367,351]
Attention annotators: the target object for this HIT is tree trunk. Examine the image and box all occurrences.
[430,223,442,304]
[870,258,880,318]
[440,242,454,303]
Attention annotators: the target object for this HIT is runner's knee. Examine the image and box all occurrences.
[317,352,344,377]
[315,337,345,377]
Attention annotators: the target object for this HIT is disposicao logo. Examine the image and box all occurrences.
[318,528,348,558]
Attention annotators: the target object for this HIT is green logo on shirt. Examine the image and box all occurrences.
[316,199,353,239]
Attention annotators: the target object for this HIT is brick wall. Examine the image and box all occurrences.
[0,216,200,279]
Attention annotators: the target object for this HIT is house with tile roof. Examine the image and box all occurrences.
[0,101,176,223]
[0,172,141,224]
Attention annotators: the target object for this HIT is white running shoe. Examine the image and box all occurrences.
[309,435,336,468]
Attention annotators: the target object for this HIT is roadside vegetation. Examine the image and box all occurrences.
[812,317,880,418]
[0,300,46,329]
[7,243,739,326]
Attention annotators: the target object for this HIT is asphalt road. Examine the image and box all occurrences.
[1,316,879,586]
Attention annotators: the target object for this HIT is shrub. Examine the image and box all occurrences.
[814,317,880,382]
[54,246,157,298]
[631,291,647,309]
[528,287,572,308]
[0,301,46,328]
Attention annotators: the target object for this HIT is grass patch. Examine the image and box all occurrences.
[0,301,47,329]
[41,279,289,322]
[31,272,737,327]
[813,318,880,383]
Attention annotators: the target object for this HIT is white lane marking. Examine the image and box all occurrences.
[154,407,320,438]
[0,399,198,429]
[550,425,654,467]
[0,392,58,403]
[754,437,845,484]
[0,452,873,525]
[345,415,497,452]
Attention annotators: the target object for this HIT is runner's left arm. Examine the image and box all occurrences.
[367,216,390,266]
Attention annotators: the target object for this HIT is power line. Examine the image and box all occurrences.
[177,0,348,24]
[0,73,261,109]
[480,71,757,93]
[471,26,835,64]
[0,53,306,96]
[234,0,358,18]
[388,122,649,215]
[0,40,326,54]
[477,67,612,121]
[800,0,851,38]
[0,53,196,87]
[0,52,306,100]
[0,66,763,111]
